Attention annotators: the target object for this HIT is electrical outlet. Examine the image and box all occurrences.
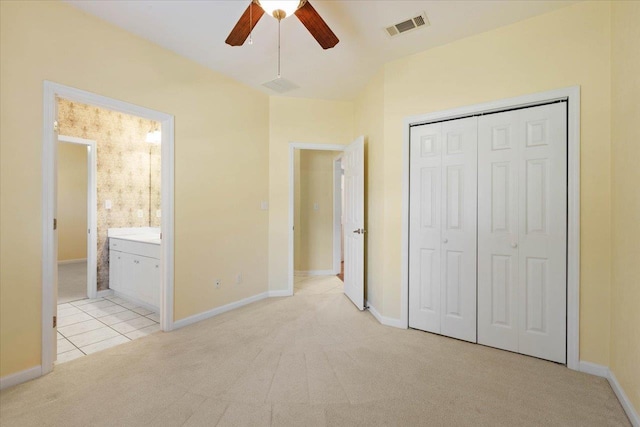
[235,273,242,284]
[215,279,221,289]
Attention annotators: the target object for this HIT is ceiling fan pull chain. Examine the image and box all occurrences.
[277,18,281,78]
[248,1,253,45]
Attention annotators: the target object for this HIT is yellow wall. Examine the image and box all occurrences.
[610,0,640,413]
[268,97,353,290]
[294,150,340,272]
[354,1,613,366]
[0,1,269,377]
[57,143,88,261]
[294,149,302,270]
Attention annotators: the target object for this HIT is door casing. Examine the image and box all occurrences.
[42,81,175,376]
[400,86,581,370]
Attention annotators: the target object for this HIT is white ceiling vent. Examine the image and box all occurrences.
[262,77,299,94]
[385,13,430,37]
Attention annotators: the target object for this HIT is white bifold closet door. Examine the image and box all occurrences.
[477,102,567,364]
[409,116,478,343]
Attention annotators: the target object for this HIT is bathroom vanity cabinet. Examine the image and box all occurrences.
[109,235,160,311]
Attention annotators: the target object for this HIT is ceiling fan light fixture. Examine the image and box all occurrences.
[259,0,300,20]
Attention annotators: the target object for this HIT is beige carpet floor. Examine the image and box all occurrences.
[0,276,630,426]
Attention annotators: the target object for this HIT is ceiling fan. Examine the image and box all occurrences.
[225,0,339,50]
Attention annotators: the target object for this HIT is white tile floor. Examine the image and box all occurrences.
[56,295,159,364]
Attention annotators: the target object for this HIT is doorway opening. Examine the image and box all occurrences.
[54,98,165,364]
[287,138,366,310]
[42,81,175,374]
[292,148,344,296]
[56,135,96,307]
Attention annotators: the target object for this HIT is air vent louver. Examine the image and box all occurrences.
[385,12,430,38]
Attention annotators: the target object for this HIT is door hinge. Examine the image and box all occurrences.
[53,316,57,328]
[53,218,57,230]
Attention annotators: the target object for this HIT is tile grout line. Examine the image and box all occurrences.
[56,295,160,361]
[56,330,87,357]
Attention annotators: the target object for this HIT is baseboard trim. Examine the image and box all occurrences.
[609,369,640,427]
[366,301,405,329]
[97,289,114,298]
[579,361,639,426]
[294,270,335,276]
[578,360,610,377]
[268,290,292,297]
[173,291,270,329]
[57,258,87,265]
[0,365,42,390]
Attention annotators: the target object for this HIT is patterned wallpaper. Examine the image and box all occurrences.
[57,99,161,290]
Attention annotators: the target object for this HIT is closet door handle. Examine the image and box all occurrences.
[442,238,448,244]
[511,242,518,249]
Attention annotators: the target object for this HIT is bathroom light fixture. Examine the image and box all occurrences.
[145,129,161,144]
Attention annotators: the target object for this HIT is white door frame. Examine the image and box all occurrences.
[400,86,581,370]
[333,153,344,275]
[42,81,175,376]
[58,135,98,300]
[288,143,346,295]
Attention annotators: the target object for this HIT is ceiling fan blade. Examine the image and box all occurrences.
[225,2,265,47]
[294,1,339,50]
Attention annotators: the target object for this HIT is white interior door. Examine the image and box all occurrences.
[409,122,442,333]
[440,118,477,342]
[409,117,478,342]
[477,110,520,353]
[343,136,365,310]
[478,103,567,364]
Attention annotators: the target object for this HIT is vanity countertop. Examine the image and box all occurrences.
[108,227,160,245]
[111,234,160,245]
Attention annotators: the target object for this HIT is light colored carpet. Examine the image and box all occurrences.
[1,276,630,426]
[294,274,343,295]
[57,261,87,304]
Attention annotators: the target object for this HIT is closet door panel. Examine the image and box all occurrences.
[440,117,477,342]
[517,103,567,364]
[478,111,520,353]
[409,123,442,333]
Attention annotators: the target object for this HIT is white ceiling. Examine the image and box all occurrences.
[65,1,575,100]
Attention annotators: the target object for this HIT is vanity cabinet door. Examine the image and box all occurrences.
[120,252,137,298]
[136,256,157,306]
[109,250,123,292]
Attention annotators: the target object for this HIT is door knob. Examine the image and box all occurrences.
[443,238,448,243]
[511,242,518,248]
